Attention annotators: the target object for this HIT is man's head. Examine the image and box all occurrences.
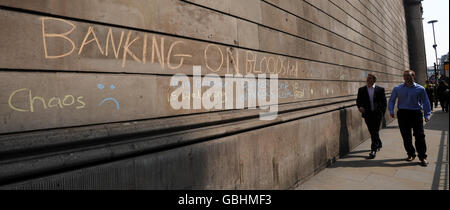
[403,70,415,86]
[366,74,377,87]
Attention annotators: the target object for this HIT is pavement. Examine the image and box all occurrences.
[295,106,449,190]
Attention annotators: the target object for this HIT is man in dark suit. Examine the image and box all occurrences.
[357,74,387,159]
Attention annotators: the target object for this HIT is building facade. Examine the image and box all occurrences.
[0,0,422,189]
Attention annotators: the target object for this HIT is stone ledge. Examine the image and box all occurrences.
[0,95,363,185]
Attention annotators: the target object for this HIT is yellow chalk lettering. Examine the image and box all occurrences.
[62,95,75,106]
[41,17,76,59]
[256,57,266,73]
[48,97,63,109]
[29,91,47,113]
[122,31,142,68]
[293,61,299,77]
[266,57,277,74]
[226,48,239,74]
[76,96,86,109]
[9,88,85,112]
[245,51,256,74]
[167,41,192,70]
[8,88,30,112]
[105,28,124,59]
[151,35,165,69]
[204,44,223,72]
[142,34,148,64]
[287,60,294,76]
[78,26,104,55]
[277,57,286,75]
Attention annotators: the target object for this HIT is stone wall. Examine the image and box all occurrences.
[0,0,408,189]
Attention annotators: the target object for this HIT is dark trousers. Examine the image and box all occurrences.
[440,98,448,112]
[397,109,427,160]
[434,94,439,107]
[364,111,383,151]
[428,97,434,111]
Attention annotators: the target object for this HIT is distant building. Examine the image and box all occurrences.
[428,52,449,82]
[439,52,449,77]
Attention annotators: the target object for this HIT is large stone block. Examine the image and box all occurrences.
[1,106,370,189]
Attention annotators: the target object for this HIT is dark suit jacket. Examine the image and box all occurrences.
[357,85,387,118]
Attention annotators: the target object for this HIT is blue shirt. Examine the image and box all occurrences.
[388,83,432,120]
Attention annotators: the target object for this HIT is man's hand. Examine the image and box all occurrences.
[358,107,365,114]
[425,117,430,122]
[390,114,395,118]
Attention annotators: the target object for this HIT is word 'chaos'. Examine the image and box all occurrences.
[7,84,122,113]
[8,88,86,112]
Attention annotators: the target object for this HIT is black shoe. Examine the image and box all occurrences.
[419,159,429,167]
[367,151,376,159]
[406,156,415,162]
[377,146,382,152]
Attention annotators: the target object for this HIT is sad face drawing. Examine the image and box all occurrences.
[97,83,120,110]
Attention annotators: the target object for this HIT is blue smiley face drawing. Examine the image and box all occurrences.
[97,84,120,110]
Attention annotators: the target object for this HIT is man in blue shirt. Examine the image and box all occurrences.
[388,70,431,166]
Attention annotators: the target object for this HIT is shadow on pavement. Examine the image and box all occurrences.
[384,125,399,129]
[346,149,371,155]
[427,111,449,190]
[423,110,449,190]
[329,153,420,168]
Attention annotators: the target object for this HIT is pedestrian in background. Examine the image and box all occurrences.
[388,70,431,166]
[437,80,449,112]
[425,81,434,111]
[357,74,387,159]
[433,81,439,108]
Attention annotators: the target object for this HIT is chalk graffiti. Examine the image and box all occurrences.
[40,17,299,77]
[293,82,304,99]
[278,82,294,99]
[167,79,319,103]
[6,84,124,113]
[97,84,120,110]
[41,17,192,69]
[169,66,279,120]
[8,88,86,112]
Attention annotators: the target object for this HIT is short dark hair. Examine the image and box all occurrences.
[404,70,416,78]
[367,74,377,82]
